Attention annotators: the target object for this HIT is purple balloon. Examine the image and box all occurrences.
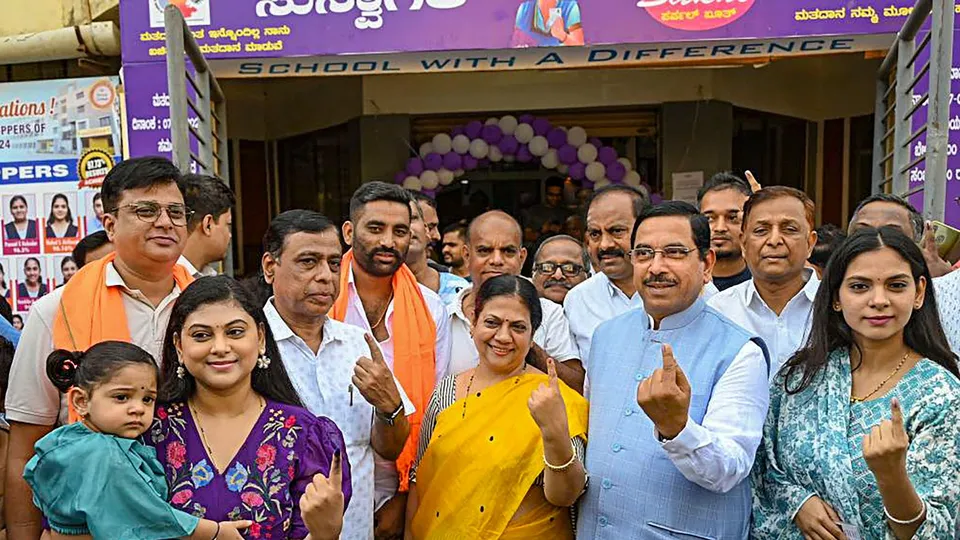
[450,126,465,137]
[581,179,595,190]
[516,145,533,163]
[498,135,519,155]
[442,152,463,170]
[598,146,618,166]
[481,124,503,144]
[394,171,407,184]
[518,114,535,124]
[464,121,483,139]
[569,162,586,180]
[558,144,578,165]
[406,158,424,176]
[463,155,479,170]
[589,137,603,148]
[532,118,552,136]
[424,152,443,171]
[547,128,567,149]
[607,162,627,182]
[651,192,664,205]
[423,188,438,198]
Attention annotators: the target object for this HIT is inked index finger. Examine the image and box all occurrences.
[891,397,904,427]
[661,343,678,373]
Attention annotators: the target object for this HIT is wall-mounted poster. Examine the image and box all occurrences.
[0,76,122,313]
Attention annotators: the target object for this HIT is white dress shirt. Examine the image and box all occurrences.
[564,272,643,362]
[642,315,770,493]
[176,255,218,278]
[448,284,580,377]
[708,270,820,380]
[934,270,960,353]
[265,300,414,540]
[6,263,182,426]
[338,265,451,508]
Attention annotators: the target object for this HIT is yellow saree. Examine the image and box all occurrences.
[411,373,588,539]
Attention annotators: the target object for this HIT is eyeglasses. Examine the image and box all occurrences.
[534,262,585,277]
[629,246,696,263]
[109,202,193,226]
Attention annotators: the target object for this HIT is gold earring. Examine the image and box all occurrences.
[833,303,842,312]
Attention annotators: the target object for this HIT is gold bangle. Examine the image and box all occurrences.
[543,442,578,472]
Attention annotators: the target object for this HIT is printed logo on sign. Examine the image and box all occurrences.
[149,0,211,28]
[88,80,116,111]
[638,0,756,31]
[77,149,114,189]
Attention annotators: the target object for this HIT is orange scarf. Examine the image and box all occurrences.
[53,252,194,423]
[330,250,437,492]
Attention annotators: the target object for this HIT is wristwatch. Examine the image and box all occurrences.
[376,402,404,426]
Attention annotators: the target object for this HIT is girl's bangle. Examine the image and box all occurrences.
[544,442,577,472]
[884,499,926,525]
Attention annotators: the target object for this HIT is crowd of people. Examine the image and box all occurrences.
[0,156,956,540]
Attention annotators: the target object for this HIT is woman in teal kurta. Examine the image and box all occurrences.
[751,227,960,540]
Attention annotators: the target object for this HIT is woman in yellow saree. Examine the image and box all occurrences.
[405,275,588,539]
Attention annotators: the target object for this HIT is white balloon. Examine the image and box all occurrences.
[485,117,499,126]
[578,143,598,164]
[420,170,440,190]
[469,139,489,159]
[438,168,455,186]
[432,133,453,154]
[488,146,503,162]
[567,126,588,147]
[403,176,423,191]
[454,168,465,177]
[618,157,633,171]
[624,170,642,187]
[557,163,569,174]
[452,134,471,154]
[528,136,549,157]
[637,184,651,198]
[498,115,519,135]
[503,155,516,163]
[586,162,606,182]
[514,123,535,144]
[541,149,559,169]
[559,126,568,133]
[594,178,612,190]
[419,142,434,158]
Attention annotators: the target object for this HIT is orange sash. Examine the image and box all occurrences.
[53,252,194,423]
[330,250,436,491]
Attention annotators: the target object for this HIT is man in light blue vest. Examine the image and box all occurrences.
[577,201,770,540]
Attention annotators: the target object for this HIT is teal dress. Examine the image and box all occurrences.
[752,350,960,539]
[24,422,200,538]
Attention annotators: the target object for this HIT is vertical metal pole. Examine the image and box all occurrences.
[196,71,213,174]
[873,77,889,194]
[893,36,916,197]
[164,6,190,174]
[923,0,954,222]
[217,99,234,277]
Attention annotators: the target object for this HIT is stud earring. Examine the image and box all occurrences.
[257,353,272,369]
[833,303,842,312]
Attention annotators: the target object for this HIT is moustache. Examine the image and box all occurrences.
[598,248,626,259]
[371,247,402,260]
[544,279,572,290]
[644,274,678,286]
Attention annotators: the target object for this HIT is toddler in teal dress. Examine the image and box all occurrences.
[23,341,252,539]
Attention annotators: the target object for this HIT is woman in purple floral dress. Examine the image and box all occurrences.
[147,276,352,539]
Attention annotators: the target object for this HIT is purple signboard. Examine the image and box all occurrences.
[122,63,201,170]
[121,0,920,65]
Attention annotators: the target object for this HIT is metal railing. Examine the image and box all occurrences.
[872,0,954,221]
[164,5,233,275]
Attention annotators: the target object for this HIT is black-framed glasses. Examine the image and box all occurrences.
[534,262,585,277]
[109,202,193,227]
[629,246,696,263]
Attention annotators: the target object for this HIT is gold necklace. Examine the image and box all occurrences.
[368,293,394,330]
[850,351,910,403]
[189,396,265,473]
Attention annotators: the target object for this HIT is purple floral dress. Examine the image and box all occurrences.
[146,399,352,539]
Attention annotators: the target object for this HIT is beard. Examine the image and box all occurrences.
[714,247,741,260]
[354,242,405,277]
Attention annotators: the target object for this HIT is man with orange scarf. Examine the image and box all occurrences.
[331,182,451,540]
[3,157,195,540]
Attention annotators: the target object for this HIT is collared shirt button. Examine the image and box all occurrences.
[635,373,643,381]
[611,443,622,453]
[599,516,609,527]
[601,478,612,489]
[624,409,633,417]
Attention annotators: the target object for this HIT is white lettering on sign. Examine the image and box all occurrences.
[636,0,748,5]
[255,0,466,30]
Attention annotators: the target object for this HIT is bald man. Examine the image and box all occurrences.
[447,211,584,391]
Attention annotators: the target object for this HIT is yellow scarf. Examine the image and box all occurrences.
[412,373,588,539]
[330,250,436,491]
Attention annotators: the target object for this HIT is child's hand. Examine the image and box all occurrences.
[218,520,254,539]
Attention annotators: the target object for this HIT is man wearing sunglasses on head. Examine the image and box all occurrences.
[532,235,588,305]
[4,157,196,540]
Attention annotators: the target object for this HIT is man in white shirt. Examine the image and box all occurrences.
[564,185,646,362]
[450,211,583,391]
[4,157,193,540]
[709,186,819,378]
[177,173,235,278]
[335,182,450,540]
[261,209,413,540]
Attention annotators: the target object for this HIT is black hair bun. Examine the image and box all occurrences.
[46,349,83,393]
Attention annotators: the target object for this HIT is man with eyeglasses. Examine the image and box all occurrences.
[532,235,588,304]
[697,172,753,291]
[578,201,769,540]
[4,157,195,539]
[708,186,819,379]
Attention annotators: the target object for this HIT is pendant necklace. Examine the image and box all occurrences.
[850,350,910,404]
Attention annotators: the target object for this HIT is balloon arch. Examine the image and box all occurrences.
[393,114,647,198]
